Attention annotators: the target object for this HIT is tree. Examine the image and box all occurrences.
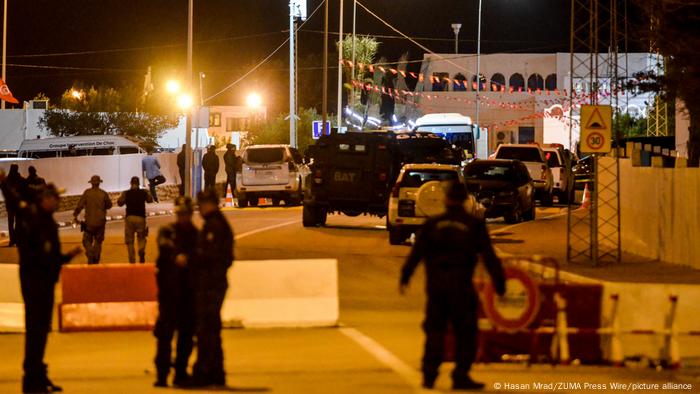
[613,113,646,138]
[247,108,321,154]
[336,35,379,109]
[631,0,700,166]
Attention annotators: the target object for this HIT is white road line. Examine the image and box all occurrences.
[234,220,300,241]
[339,327,425,392]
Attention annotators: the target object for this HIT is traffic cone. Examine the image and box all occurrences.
[258,197,267,206]
[579,183,591,209]
[225,185,234,207]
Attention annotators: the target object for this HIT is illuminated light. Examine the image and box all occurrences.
[246,92,263,108]
[176,94,193,110]
[70,89,83,100]
[166,80,181,94]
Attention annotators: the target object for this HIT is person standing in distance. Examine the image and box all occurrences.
[73,175,112,264]
[0,174,81,394]
[142,147,165,202]
[201,145,219,192]
[177,144,187,196]
[400,181,506,391]
[153,196,198,387]
[2,164,26,246]
[191,189,233,387]
[222,144,239,198]
[117,176,153,264]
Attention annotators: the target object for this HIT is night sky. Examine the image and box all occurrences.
[4,0,577,114]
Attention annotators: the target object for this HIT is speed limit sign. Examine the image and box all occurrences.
[580,105,612,153]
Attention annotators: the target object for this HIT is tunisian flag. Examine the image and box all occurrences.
[0,80,19,104]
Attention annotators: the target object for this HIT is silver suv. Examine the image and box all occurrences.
[236,144,309,207]
[493,144,554,206]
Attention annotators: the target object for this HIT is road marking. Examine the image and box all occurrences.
[234,220,300,241]
[339,327,424,392]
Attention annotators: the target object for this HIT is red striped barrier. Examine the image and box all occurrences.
[59,264,157,332]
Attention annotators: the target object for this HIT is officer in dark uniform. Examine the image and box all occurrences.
[192,189,234,387]
[400,181,506,391]
[153,196,198,387]
[0,175,81,394]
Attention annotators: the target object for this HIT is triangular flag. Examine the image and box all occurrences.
[0,80,19,104]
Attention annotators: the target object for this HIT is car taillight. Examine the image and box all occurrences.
[391,183,401,197]
[540,165,547,180]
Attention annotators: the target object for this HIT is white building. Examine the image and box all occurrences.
[413,52,655,152]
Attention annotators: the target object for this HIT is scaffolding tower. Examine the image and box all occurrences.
[567,0,623,266]
[646,13,669,137]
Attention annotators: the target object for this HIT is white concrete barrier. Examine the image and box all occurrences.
[0,264,24,332]
[222,259,339,328]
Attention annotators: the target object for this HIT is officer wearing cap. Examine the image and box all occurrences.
[73,175,112,264]
[191,189,233,387]
[400,181,506,391]
[153,196,198,387]
[0,172,81,393]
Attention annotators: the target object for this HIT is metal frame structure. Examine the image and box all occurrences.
[646,12,668,137]
[567,0,623,266]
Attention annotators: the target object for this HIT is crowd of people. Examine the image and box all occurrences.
[0,161,236,392]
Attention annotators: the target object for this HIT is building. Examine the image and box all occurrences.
[205,105,267,148]
[411,52,655,152]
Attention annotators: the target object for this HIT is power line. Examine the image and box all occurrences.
[298,28,562,45]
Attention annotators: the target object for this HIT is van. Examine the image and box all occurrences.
[17,135,144,158]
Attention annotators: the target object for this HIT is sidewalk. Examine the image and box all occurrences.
[0,202,175,237]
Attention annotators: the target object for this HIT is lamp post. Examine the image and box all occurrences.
[336,0,344,131]
[451,23,461,54]
[475,0,482,129]
[321,0,329,132]
[184,0,194,197]
[1,0,7,110]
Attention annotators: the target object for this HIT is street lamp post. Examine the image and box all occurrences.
[475,0,483,129]
[184,0,194,197]
[350,0,356,107]
[336,0,344,131]
[1,0,7,110]
[451,23,461,54]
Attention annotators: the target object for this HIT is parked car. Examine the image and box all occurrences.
[572,155,593,190]
[464,159,536,223]
[493,144,553,206]
[387,163,484,245]
[236,144,309,207]
[542,145,573,203]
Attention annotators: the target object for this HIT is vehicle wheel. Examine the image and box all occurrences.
[302,205,318,227]
[541,191,554,207]
[237,198,248,208]
[272,198,281,206]
[389,226,404,245]
[523,203,536,221]
[249,198,259,207]
[558,190,569,205]
[504,206,522,224]
[287,192,302,206]
[318,209,328,226]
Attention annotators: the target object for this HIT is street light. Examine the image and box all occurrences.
[177,93,193,111]
[451,23,462,54]
[70,89,83,100]
[246,92,263,109]
[166,80,181,94]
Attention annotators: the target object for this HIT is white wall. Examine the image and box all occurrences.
[0,153,180,199]
[616,158,700,269]
[675,99,690,158]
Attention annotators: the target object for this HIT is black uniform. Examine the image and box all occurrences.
[401,205,506,385]
[153,221,198,383]
[177,150,186,196]
[222,149,239,198]
[192,209,233,386]
[202,151,219,191]
[3,170,26,246]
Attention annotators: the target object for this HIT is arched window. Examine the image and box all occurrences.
[453,73,467,92]
[471,74,486,91]
[509,73,525,91]
[490,73,506,92]
[545,74,557,90]
[527,73,544,90]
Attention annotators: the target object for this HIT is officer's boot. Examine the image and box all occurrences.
[139,252,145,263]
[153,368,169,388]
[173,368,192,388]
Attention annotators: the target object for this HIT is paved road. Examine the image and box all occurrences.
[0,204,697,393]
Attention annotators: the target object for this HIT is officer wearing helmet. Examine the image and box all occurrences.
[400,181,506,391]
[191,188,234,387]
[153,196,198,387]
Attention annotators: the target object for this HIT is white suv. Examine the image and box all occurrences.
[236,144,309,207]
[493,144,554,206]
[387,163,484,245]
[542,145,572,203]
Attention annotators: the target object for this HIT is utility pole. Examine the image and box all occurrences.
[336,0,344,131]
[350,0,356,107]
[1,0,7,110]
[289,1,297,148]
[475,0,482,128]
[322,0,329,131]
[184,0,193,196]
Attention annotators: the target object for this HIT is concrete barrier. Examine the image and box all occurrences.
[0,264,24,332]
[59,264,158,332]
[222,259,339,328]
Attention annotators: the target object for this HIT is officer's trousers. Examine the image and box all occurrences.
[19,270,55,384]
[193,282,227,384]
[154,283,195,380]
[421,290,479,382]
[203,173,217,192]
[82,225,105,264]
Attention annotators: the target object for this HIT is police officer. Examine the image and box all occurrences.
[0,174,81,393]
[191,189,233,387]
[73,175,112,264]
[400,181,506,391]
[117,177,153,263]
[222,144,239,198]
[153,196,198,387]
[202,145,220,192]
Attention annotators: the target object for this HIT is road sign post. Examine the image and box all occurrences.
[312,120,332,139]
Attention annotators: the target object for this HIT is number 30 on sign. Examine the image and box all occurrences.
[580,105,612,154]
